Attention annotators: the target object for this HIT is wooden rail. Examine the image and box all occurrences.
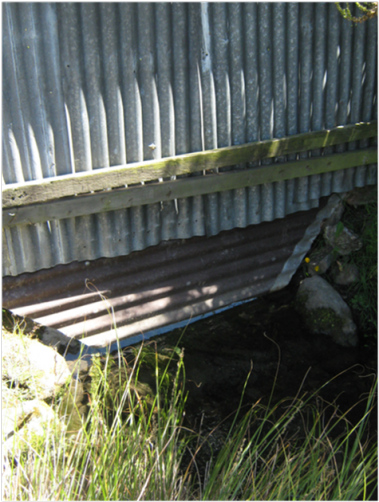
[2,121,377,227]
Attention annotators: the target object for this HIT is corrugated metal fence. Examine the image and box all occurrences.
[2,2,377,276]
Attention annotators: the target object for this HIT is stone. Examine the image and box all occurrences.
[86,347,181,419]
[58,380,89,434]
[332,262,360,286]
[2,323,180,473]
[310,199,344,274]
[321,199,345,227]
[343,185,378,207]
[2,399,63,459]
[323,224,363,256]
[2,329,72,401]
[306,245,335,276]
[2,309,93,470]
[295,275,358,347]
[3,307,84,356]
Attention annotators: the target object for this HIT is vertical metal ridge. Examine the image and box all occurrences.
[2,3,377,277]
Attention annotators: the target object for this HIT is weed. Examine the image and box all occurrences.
[343,202,377,346]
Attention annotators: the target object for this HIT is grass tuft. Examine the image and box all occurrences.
[2,322,377,501]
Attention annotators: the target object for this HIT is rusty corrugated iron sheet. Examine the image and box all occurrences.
[3,196,341,348]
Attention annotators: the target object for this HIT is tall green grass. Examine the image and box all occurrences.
[199,378,377,500]
[3,336,377,501]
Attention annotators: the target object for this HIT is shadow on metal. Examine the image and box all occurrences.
[3,197,341,348]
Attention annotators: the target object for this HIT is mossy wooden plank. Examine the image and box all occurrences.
[3,121,377,208]
[3,148,376,227]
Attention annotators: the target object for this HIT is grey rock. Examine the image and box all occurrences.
[307,245,335,276]
[2,331,72,401]
[2,399,63,461]
[295,276,358,347]
[3,308,86,356]
[332,263,360,286]
[322,199,345,227]
[2,331,90,469]
[324,224,363,256]
[343,185,378,207]
[39,325,82,355]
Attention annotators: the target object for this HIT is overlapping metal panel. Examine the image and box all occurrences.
[3,195,341,348]
[2,3,378,276]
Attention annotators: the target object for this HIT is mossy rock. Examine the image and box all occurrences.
[295,276,358,347]
[57,379,89,434]
[88,346,179,420]
[296,298,344,335]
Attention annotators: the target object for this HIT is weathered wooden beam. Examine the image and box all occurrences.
[3,147,376,227]
[3,121,377,208]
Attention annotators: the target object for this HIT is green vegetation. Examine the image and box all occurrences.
[338,201,378,347]
[304,198,377,348]
[336,2,378,23]
[3,324,377,501]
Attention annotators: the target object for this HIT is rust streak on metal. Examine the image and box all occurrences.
[3,205,324,347]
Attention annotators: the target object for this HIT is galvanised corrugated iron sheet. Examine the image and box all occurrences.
[2,3,377,276]
[3,195,340,348]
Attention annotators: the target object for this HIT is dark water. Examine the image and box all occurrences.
[146,269,377,465]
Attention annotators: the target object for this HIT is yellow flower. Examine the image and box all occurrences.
[305,257,310,263]
[314,266,320,272]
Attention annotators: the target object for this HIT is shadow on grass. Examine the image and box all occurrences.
[3,331,377,501]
